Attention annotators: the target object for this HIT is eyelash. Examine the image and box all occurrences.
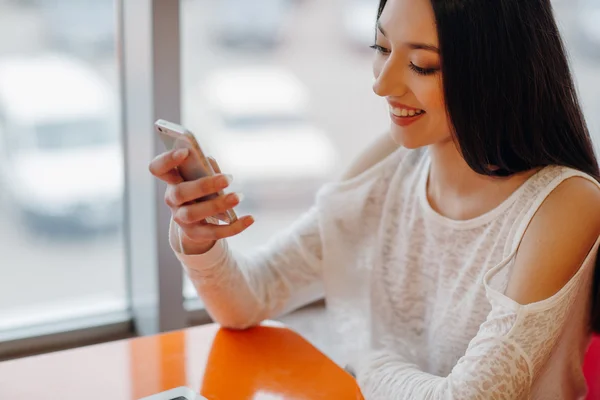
[369,44,439,76]
[369,44,390,55]
[409,63,438,76]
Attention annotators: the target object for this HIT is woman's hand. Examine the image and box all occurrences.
[149,148,255,255]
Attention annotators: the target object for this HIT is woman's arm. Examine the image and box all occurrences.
[355,177,600,399]
[173,204,324,329]
[175,133,396,329]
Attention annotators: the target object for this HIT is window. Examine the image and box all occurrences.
[0,0,126,337]
[555,0,600,151]
[33,120,117,150]
[180,0,600,303]
[180,0,388,302]
[0,0,599,357]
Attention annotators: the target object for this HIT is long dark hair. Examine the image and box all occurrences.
[376,0,600,332]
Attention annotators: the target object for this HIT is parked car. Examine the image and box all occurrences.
[0,54,123,233]
[186,66,338,210]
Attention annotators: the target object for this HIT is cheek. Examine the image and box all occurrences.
[417,79,450,127]
[416,78,444,110]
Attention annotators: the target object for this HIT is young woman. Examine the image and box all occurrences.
[149,0,600,397]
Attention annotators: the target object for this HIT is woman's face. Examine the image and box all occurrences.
[372,0,452,148]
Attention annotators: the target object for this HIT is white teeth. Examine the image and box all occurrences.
[390,107,424,117]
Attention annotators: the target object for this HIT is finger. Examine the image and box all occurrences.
[182,215,255,241]
[164,173,232,208]
[208,156,222,174]
[149,149,189,178]
[162,169,184,185]
[207,157,232,220]
[172,192,242,224]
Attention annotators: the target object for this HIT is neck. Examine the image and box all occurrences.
[425,140,540,221]
[427,140,498,198]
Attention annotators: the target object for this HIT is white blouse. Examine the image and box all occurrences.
[172,146,600,399]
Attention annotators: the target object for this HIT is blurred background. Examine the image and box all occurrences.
[0,0,599,346]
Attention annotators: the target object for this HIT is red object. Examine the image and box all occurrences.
[584,335,600,400]
[389,111,426,127]
[0,322,363,399]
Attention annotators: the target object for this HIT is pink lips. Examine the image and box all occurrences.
[387,101,425,127]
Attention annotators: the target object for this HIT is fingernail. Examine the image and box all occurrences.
[227,192,244,205]
[174,149,189,160]
[244,216,255,227]
[219,174,233,186]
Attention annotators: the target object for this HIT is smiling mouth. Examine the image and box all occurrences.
[389,106,426,118]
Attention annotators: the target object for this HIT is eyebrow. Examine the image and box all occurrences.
[376,20,440,54]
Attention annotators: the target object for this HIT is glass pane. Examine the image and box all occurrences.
[0,0,126,332]
[180,0,387,302]
[554,0,600,152]
[180,0,600,302]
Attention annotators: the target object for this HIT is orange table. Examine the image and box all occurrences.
[0,321,364,399]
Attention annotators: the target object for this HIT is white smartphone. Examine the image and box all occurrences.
[155,119,237,223]
[138,386,207,400]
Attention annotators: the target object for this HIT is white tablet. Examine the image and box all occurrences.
[138,386,207,400]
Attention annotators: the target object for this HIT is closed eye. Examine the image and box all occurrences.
[369,44,391,55]
[409,62,439,76]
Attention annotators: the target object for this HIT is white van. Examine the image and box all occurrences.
[0,54,123,233]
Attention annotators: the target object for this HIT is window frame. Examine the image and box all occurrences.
[0,0,206,361]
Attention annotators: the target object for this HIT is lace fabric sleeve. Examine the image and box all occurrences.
[173,203,325,329]
[355,240,599,400]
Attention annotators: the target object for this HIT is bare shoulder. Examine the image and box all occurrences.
[505,176,600,305]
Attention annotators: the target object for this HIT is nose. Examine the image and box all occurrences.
[372,56,409,98]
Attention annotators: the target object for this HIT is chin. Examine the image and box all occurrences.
[389,125,429,150]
